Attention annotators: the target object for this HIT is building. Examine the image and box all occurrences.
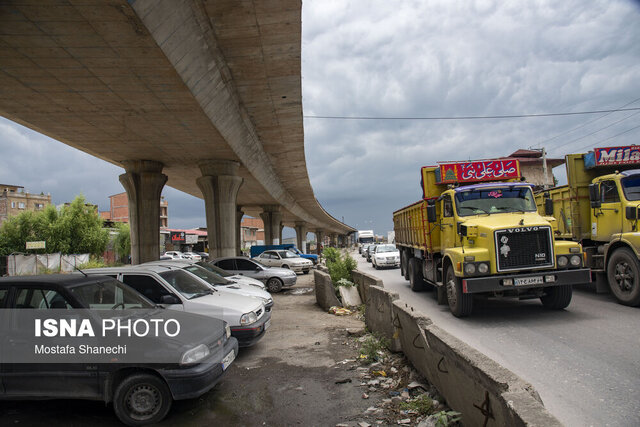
[502,149,565,189]
[240,217,264,249]
[0,184,52,226]
[100,192,168,227]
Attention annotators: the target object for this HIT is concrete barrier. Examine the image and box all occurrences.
[389,299,562,426]
[364,286,402,352]
[351,269,383,303]
[314,269,340,311]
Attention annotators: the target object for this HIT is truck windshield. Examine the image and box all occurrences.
[621,175,640,201]
[455,186,537,216]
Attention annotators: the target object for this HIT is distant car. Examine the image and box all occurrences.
[365,244,378,262]
[0,274,237,426]
[196,261,266,290]
[210,257,297,293]
[163,251,185,260]
[371,244,400,269]
[253,250,313,274]
[141,259,274,311]
[82,265,270,347]
[182,252,202,261]
[195,251,209,260]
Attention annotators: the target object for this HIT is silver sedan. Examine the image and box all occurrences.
[210,256,297,293]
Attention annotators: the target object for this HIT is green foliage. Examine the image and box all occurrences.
[358,333,388,363]
[433,410,462,426]
[114,223,131,258]
[78,257,110,270]
[0,195,109,256]
[326,251,357,285]
[399,394,434,415]
[335,278,355,289]
[322,247,340,263]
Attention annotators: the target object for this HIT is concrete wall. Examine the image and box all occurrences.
[314,269,340,311]
[364,287,562,426]
[351,269,384,303]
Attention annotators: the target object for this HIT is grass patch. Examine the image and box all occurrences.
[399,394,433,415]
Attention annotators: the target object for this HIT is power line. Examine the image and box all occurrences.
[536,96,640,148]
[575,123,640,153]
[303,107,640,121]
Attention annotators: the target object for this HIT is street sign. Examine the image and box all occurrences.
[26,241,46,250]
[437,159,520,184]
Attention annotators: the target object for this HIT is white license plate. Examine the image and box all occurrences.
[514,276,544,286]
[222,349,235,371]
[264,319,271,331]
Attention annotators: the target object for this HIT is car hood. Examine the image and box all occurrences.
[375,251,400,257]
[184,292,264,317]
[229,275,266,288]
[262,266,297,275]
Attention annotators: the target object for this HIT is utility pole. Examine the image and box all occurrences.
[542,147,549,190]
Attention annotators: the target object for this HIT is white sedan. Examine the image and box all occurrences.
[372,244,400,269]
[253,250,313,274]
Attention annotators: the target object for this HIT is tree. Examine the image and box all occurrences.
[0,195,109,256]
[114,222,131,262]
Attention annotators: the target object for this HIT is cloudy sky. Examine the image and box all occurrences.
[1,0,640,237]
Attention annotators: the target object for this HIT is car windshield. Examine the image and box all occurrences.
[455,186,537,216]
[183,265,230,286]
[158,270,213,299]
[69,278,154,309]
[376,245,397,253]
[621,175,640,201]
[278,250,299,259]
[197,261,232,277]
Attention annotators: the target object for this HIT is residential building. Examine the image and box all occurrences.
[100,192,168,227]
[502,149,564,189]
[241,217,264,249]
[0,184,52,226]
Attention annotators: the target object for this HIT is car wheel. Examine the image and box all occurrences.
[113,373,172,426]
[266,277,283,293]
[607,248,640,306]
[540,285,572,310]
[408,258,424,292]
[445,264,472,317]
[282,264,289,269]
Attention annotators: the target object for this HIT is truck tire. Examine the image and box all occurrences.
[113,373,172,426]
[445,265,472,317]
[607,248,640,306]
[409,258,425,292]
[400,251,406,277]
[540,285,572,309]
[402,252,410,281]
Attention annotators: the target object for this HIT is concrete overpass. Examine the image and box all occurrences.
[0,0,355,262]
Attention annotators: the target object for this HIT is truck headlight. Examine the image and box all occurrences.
[570,255,581,267]
[478,263,489,274]
[464,263,476,275]
[240,312,258,325]
[557,256,568,267]
[181,344,210,365]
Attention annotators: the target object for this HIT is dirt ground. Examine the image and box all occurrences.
[0,273,410,426]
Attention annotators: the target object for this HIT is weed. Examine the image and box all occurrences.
[399,394,433,415]
[358,333,388,362]
[433,410,462,426]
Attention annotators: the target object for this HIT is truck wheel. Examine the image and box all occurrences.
[400,251,406,277]
[445,265,472,317]
[402,252,410,281]
[540,285,572,309]
[607,248,640,306]
[266,277,283,293]
[409,258,425,292]
[113,373,172,426]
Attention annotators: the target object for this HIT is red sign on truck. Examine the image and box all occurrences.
[594,146,640,166]
[438,159,520,184]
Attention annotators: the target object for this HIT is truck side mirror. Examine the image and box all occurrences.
[589,184,601,208]
[626,206,638,220]
[426,203,437,223]
[544,198,554,216]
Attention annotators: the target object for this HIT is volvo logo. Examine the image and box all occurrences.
[500,236,510,257]
[505,226,540,233]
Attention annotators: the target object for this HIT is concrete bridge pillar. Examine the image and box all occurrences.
[260,205,282,245]
[315,229,325,255]
[119,160,167,265]
[196,160,243,258]
[330,233,338,247]
[236,207,244,256]
[295,221,308,253]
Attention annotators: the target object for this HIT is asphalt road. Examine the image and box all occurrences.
[356,252,640,427]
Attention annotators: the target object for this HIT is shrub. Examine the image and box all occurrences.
[322,247,340,263]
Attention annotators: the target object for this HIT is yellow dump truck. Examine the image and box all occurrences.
[536,145,640,306]
[393,159,590,317]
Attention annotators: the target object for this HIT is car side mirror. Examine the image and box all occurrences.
[626,206,639,220]
[589,183,601,208]
[426,202,437,223]
[160,294,181,304]
[544,196,554,216]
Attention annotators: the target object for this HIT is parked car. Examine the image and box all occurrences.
[195,251,209,260]
[249,244,318,265]
[371,244,400,269]
[163,251,185,260]
[210,257,297,293]
[141,260,273,311]
[196,261,266,290]
[364,244,377,262]
[0,274,238,426]
[253,250,313,274]
[182,252,202,261]
[82,265,270,347]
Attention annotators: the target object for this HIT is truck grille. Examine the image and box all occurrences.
[495,226,553,272]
